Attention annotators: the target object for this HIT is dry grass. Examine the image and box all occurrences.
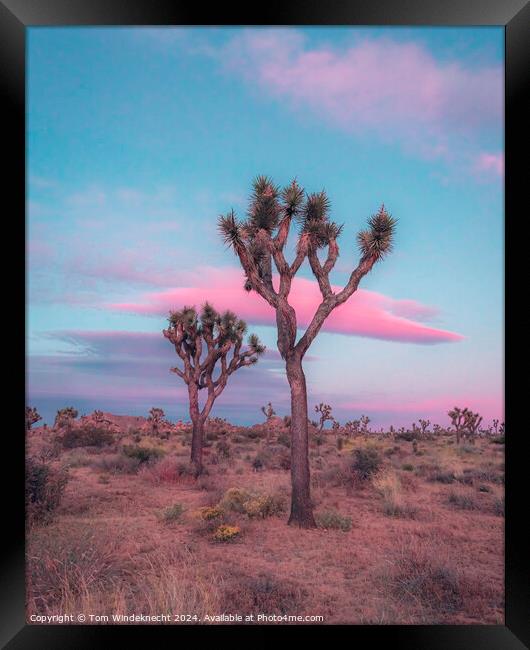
[26,427,504,624]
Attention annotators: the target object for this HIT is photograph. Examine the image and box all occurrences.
[26,25,505,626]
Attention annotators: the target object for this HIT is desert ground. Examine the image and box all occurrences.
[26,413,504,625]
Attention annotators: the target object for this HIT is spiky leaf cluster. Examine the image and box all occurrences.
[357,205,397,259]
[246,175,281,235]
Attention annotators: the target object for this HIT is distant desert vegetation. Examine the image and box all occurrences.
[25,408,504,624]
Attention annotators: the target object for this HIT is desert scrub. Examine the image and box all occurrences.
[215,440,231,458]
[373,470,418,519]
[26,457,68,526]
[213,524,240,542]
[195,506,224,521]
[401,463,414,472]
[219,488,252,514]
[243,494,286,519]
[446,491,479,511]
[122,445,165,464]
[162,503,185,523]
[222,571,306,617]
[61,425,114,449]
[92,453,141,475]
[352,447,382,481]
[218,487,286,519]
[315,509,352,532]
[492,496,504,517]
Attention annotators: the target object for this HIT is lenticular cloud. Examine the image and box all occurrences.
[107,267,463,345]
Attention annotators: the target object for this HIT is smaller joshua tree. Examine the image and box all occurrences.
[261,402,276,421]
[418,419,431,438]
[148,407,165,437]
[315,402,334,432]
[164,303,265,475]
[448,407,468,444]
[360,415,371,435]
[464,411,483,445]
[26,406,42,432]
[54,407,78,430]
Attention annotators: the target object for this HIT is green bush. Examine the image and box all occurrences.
[92,453,141,474]
[162,503,184,523]
[315,509,352,532]
[122,445,165,464]
[351,447,382,480]
[26,457,68,525]
[61,425,114,449]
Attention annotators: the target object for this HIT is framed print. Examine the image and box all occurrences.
[2,0,528,647]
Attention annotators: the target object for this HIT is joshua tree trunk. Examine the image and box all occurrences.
[189,384,204,476]
[286,354,316,528]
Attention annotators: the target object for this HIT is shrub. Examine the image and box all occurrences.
[352,447,382,481]
[26,458,68,525]
[219,488,252,514]
[122,445,165,464]
[447,491,479,511]
[277,432,291,448]
[387,544,464,618]
[61,426,114,449]
[213,525,240,542]
[92,453,141,474]
[218,487,286,519]
[215,440,231,458]
[222,572,305,617]
[140,458,195,484]
[337,437,344,451]
[243,494,286,519]
[196,506,224,521]
[492,496,504,517]
[490,435,505,444]
[401,463,414,472]
[163,503,184,523]
[315,509,352,532]
[427,470,455,484]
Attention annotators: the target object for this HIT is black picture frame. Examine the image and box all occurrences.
[3,0,528,647]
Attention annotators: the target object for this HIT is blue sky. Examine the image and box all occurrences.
[27,27,504,427]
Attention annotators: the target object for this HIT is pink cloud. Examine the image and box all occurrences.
[475,152,504,177]
[106,266,463,345]
[224,31,502,140]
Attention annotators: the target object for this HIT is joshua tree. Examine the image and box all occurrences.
[345,419,361,437]
[360,415,371,435]
[218,176,395,527]
[418,419,430,438]
[25,406,42,432]
[464,410,483,445]
[261,402,276,420]
[163,303,265,475]
[54,407,78,430]
[315,402,334,432]
[148,407,165,437]
[448,407,476,445]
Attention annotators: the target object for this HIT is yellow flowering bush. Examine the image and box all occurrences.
[213,524,240,542]
[196,505,224,521]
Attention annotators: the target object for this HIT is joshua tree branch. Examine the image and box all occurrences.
[334,255,377,306]
[308,248,332,298]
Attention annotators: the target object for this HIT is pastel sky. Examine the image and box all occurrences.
[27,27,504,428]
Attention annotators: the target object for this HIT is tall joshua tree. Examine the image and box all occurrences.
[163,303,265,475]
[218,176,396,527]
